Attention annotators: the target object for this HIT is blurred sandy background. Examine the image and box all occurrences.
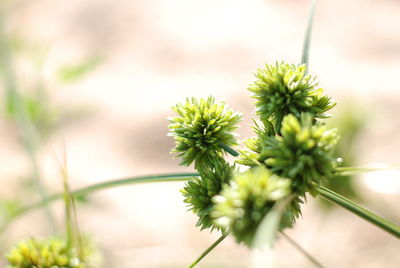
[1,0,400,267]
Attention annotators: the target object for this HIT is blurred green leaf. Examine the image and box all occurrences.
[57,56,102,83]
[4,92,59,139]
[251,196,294,268]
[0,199,22,221]
[320,103,368,209]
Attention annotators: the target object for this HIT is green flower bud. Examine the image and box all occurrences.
[168,97,242,170]
[212,166,301,246]
[6,238,86,268]
[241,114,339,195]
[248,62,335,132]
[181,162,234,231]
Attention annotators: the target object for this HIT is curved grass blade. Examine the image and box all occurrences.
[188,232,229,268]
[315,184,400,238]
[0,173,199,235]
[301,0,318,67]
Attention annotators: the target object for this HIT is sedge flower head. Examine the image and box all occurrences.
[168,96,242,170]
[181,162,234,231]
[240,113,339,195]
[212,166,301,246]
[248,62,335,132]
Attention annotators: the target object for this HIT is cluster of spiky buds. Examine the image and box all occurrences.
[6,238,86,268]
[212,166,301,245]
[181,162,234,230]
[248,62,335,132]
[168,96,242,170]
[239,113,339,196]
[169,61,339,246]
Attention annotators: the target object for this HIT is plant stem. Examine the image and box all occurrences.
[188,232,229,268]
[301,0,318,67]
[315,184,400,238]
[281,232,324,268]
[0,173,199,235]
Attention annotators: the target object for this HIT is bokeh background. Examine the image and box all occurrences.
[1,0,400,267]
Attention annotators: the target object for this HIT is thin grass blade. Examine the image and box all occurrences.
[316,184,400,238]
[301,0,318,67]
[0,173,198,235]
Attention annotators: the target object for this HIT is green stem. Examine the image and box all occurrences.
[0,173,198,235]
[281,232,324,268]
[315,184,400,238]
[301,0,318,67]
[188,232,229,268]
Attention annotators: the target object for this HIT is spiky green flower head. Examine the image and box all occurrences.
[257,113,339,196]
[212,166,301,246]
[181,162,234,231]
[168,96,242,170]
[6,237,86,268]
[248,62,335,132]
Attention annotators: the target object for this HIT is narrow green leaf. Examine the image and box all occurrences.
[188,232,229,268]
[316,184,400,238]
[301,0,318,67]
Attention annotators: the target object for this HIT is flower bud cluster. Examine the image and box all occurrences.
[248,62,335,133]
[168,96,242,170]
[169,62,339,246]
[212,166,301,245]
[6,238,86,268]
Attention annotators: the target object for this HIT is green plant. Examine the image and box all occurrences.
[1,1,399,267]
[163,60,388,266]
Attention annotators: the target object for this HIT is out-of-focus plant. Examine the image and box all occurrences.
[318,103,367,208]
[5,158,100,268]
[57,56,102,84]
[0,2,101,240]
